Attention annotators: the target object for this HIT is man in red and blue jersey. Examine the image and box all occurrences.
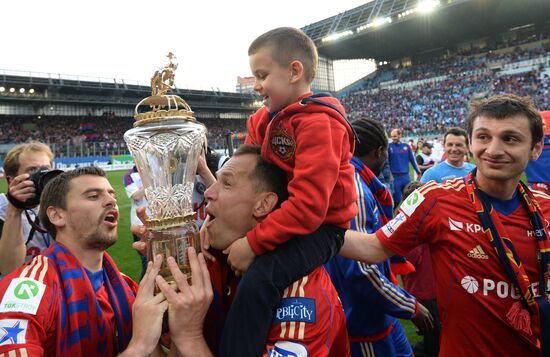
[202,145,350,356]
[0,167,168,356]
[388,128,421,204]
[342,94,550,356]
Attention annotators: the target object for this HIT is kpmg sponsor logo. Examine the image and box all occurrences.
[273,298,316,324]
[382,212,407,237]
[447,217,483,233]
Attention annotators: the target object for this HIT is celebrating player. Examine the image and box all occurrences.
[202,27,357,356]
[0,167,168,356]
[341,94,550,356]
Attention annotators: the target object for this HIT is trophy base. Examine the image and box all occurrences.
[147,222,199,286]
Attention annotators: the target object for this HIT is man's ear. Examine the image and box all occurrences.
[253,192,279,218]
[531,139,543,161]
[289,60,304,84]
[47,206,66,229]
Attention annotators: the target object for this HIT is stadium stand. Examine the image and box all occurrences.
[340,35,550,137]
[0,114,247,158]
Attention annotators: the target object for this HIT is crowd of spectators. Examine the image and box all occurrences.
[0,113,247,158]
[341,39,550,137]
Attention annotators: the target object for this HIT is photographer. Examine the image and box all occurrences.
[0,142,54,278]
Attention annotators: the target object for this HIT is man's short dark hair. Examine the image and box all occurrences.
[233,145,288,207]
[444,127,469,145]
[39,166,106,238]
[466,94,543,148]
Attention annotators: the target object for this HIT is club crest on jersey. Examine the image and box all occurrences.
[273,298,316,324]
[270,126,295,161]
[0,278,46,315]
[267,341,308,357]
[400,190,425,217]
[0,319,28,346]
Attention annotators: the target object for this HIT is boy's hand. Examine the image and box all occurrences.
[224,237,256,275]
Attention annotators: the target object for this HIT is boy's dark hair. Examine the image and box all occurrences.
[233,145,288,208]
[352,118,388,156]
[467,94,543,148]
[248,27,318,84]
[39,166,107,238]
[443,127,469,145]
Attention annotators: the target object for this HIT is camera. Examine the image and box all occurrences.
[8,166,63,209]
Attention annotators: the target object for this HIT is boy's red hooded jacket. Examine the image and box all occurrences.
[245,93,358,255]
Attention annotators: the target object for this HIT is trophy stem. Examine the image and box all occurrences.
[147,222,200,284]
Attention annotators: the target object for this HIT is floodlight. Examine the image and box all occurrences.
[19,88,25,93]
[372,17,392,27]
[417,0,440,14]
[322,30,354,43]
[9,88,15,93]
[0,87,4,92]
[29,88,35,94]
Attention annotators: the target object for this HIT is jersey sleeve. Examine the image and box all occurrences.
[0,258,58,356]
[375,184,439,256]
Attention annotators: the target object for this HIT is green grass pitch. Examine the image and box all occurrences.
[0,169,421,345]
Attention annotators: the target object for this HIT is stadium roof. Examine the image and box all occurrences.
[302,0,550,61]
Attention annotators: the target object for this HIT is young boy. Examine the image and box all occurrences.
[207,27,358,356]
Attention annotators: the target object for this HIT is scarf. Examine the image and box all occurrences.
[44,241,136,357]
[351,157,415,277]
[465,170,550,355]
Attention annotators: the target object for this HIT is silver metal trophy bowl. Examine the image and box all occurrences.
[124,53,206,282]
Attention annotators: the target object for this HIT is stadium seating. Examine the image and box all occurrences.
[341,37,550,137]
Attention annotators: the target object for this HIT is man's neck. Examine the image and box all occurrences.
[446,159,464,168]
[475,174,519,200]
[56,236,104,272]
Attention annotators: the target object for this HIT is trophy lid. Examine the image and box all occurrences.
[134,52,196,126]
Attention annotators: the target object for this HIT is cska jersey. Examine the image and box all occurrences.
[375,178,549,356]
[0,255,139,356]
[205,255,350,357]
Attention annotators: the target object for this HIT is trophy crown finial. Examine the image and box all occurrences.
[134,53,195,126]
[151,52,178,97]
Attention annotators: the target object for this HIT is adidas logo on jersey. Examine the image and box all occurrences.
[467,245,489,260]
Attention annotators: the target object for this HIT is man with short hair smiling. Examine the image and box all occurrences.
[420,127,475,183]
[342,94,550,356]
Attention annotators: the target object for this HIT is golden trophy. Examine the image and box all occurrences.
[124,53,206,281]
